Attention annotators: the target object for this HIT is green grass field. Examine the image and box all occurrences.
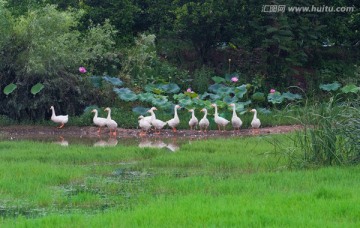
[0,135,359,227]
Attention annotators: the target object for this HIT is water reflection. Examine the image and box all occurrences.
[53,136,69,147]
[2,134,184,152]
[138,138,179,152]
[93,138,118,147]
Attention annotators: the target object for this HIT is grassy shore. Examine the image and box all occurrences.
[0,135,359,227]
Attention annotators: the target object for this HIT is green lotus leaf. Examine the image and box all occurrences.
[319,82,341,91]
[211,76,225,84]
[212,100,227,108]
[151,96,168,107]
[184,91,199,99]
[281,92,302,100]
[268,92,284,104]
[173,93,186,100]
[235,84,247,98]
[238,100,252,107]
[102,76,123,86]
[208,83,225,93]
[161,83,180,94]
[223,96,238,104]
[145,83,156,92]
[252,92,265,102]
[113,88,138,101]
[234,103,245,113]
[30,83,44,95]
[3,83,17,95]
[132,106,150,115]
[138,92,155,102]
[217,86,234,95]
[209,93,221,101]
[178,98,193,107]
[200,92,211,99]
[192,98,205,107]
[153,88,164,95]
[258,108,272,114]
[341,84,360,94]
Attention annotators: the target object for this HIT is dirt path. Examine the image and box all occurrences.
[0,125,302,140]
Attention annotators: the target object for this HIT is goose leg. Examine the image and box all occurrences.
[58,123,65,129]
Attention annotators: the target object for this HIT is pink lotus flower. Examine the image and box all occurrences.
[270,89,276,94]
[186,88,192,93]
[231,77,238,82]
[79,67,87,74]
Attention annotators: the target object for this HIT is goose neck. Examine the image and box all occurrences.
[252,110,257,120]
[51,107,56,117]
[174,107,179,119]
[232,106,237,117]
[106,110,112,119]
[214,106,218,116]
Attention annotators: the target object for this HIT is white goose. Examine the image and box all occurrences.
[211,103,229,131]
[143,107,157,124]
[138,115,152,136]
[91,109,107,134]
[167,105,181,132]
[229,103,242,131]
[148,107,167,134]
[188,109,198,130]
[250,109,261,134]
[50,106,68,128]
[199,108,210,132]
[104,107,118,136]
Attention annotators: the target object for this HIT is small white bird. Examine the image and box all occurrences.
[211,103,229,131]
[188,109,198,130]
[199,108,210,132]
[50,106,68,129]
[148,107,167,134]
[250,109,261,134]
[138,115,152,136]
[229,103,242,131]
[104,107,118,136]
[167,105,181,132]
[91,109,107,134]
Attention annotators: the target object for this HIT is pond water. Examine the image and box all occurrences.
[0,133,217,152]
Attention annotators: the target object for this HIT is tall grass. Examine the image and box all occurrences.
[289,94,360,167]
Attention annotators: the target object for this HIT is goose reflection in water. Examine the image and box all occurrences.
[93,137,118,147]
[138,138,179,152]
[53,136,69,146]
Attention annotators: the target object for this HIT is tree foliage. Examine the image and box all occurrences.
[0,3,117,120]
[0,0,359,122]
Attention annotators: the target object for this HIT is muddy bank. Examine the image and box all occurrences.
[0,125,302,140]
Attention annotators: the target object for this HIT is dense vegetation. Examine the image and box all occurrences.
[0,0,359,122]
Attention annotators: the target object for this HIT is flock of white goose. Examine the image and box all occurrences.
[49,103,261,136]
